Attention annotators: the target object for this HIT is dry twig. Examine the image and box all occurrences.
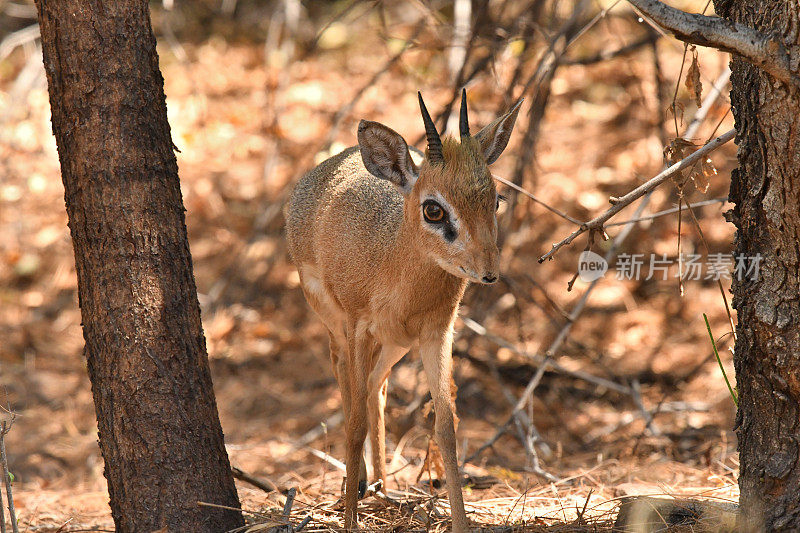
[493,174,581,225]
[232,466,280,494]
[473,67,734,473]
[321,20,425,151]
[0,420,18,533]
[539,128,735,263]
[461,318,631,396]
[606,197,727,226]
[468,193,653,467]
[562,32,659,65]
[0,24,39,62]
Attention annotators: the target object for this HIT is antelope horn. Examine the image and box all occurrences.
[418,92,444,164]
[459,88,470,139]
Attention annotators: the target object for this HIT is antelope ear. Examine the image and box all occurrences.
[358,120,419,194]
[475,98,524,165]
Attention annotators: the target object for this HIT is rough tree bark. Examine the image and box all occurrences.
[713,0,800,530]
[34,1,244,531]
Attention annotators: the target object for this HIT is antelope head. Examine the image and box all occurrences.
[358,89,523,284]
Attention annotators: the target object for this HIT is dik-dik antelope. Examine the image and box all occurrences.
[285,90,522,531]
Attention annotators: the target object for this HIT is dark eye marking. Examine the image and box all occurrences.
[443,224,457,242]
[422,200,446,224]
[496,194,507,211]
[422,199,458,242]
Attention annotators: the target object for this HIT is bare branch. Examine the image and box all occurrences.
[231,466,280,494]
[627,0,800,89]
[0,24,39,62]
[461,317,631,395]
[466,196,653,466]
[322,20,425,151]
[0,422,18,533]
[492,174,582,225]
[561,32,659,66]
[468,66,735,470]
[606,197,727,226]
[539,128,735,263]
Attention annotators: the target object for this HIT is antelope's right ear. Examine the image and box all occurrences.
[358,120,419,195]
[475,98,524,165]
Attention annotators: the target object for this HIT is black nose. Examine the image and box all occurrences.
[482,274,498,284]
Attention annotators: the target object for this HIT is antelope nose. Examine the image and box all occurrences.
[482,274,498,284]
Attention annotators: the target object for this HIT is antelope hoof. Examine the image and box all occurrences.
[358,479,367,498]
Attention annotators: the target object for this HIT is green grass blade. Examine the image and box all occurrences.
[703,313,738,406]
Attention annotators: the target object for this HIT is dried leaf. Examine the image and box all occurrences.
[701,156,718,180]
[666,101,685,126]
[416,438,446,483]
[685,46,703,108]
[691,156,717,193]
[690,162,710,193]
[664,137,717,192]
[429,440,446,479]
[664,137,697,165]
[665,137,698,187]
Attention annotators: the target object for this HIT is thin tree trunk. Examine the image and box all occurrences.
[714,0,800,530]
[34,1,244,531]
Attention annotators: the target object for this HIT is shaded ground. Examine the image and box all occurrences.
[0,1,739,530]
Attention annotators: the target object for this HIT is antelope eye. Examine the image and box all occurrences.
[423,201,445,223]
[496,194,507,211]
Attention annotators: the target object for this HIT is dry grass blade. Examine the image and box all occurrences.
[703,314,738,407]
[683,200,737,339]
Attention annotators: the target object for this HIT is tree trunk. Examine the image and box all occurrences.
[714,0,800,530]
[34,1,244,531]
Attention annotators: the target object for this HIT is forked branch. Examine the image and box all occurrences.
[627,0,800,89]
[0,419,18,533]
[539,128,735,263]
